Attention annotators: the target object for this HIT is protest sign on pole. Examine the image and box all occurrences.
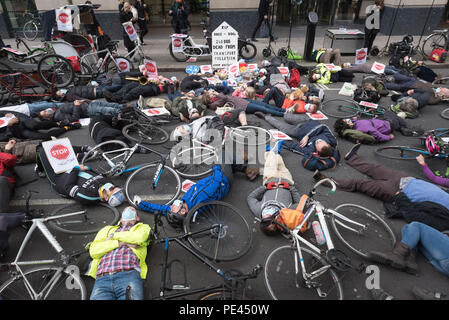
[355,48,368,64]
[56,8,72,32]
[123,22,138,42]
[212,22,238,70]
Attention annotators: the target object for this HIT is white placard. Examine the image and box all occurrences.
[182,180,196,193]
[278,67,290,77]
[306,111,328,120]
[0,114,16,128]
[359,101,378,109]
[79,118,91,126]
[247,63,258,72]
[56,9,72,32]
[212,22,239,70]
[371,62,386,74]
[123,22,138,42]
[324,64,341,71]
[42,138,79,174]
[269,130,292,141]
[227,63,240,78]
[171,35,184,53]
[142,107,170,116]
[142,59,158,78]
[355,48,368,65]
[116,58,130,73]
[200,65,213,74]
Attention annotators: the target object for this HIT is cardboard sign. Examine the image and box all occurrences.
[182,180,196,193]
[228,63,240,78]
[278,67,290,77]
[324,64,341,71]
[142,107,170,117]
[306,111,328,120]
[79,118,91,126]
[212,21,239,69]
[371,62,386,74]
[56,8,72,32]
[359,101,378,109]
[116,58,130,73]
[185,65,200,74]
[200,65,212,74]
[123,22,138,42]
[0,114,16,128]
[247,64,258,72]
[42,138,79,174]
[269,130,292,141]
[355,48,368,65]
[141,59,158,78]
[171,35,184,53]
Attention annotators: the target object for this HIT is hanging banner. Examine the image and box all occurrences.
[355,48,368,65]
[56,8,73,32]
[42,138,79,174]
[123,22,138,42]
[212,21,239,70]
[371,62,386,74]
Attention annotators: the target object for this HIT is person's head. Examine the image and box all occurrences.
[245,86,256,99]
[436,87,449,99]
[310,96,321,106]
[316,141,334,157]
[39,108,55,120]
[189,109,201,120]
[259,206,280,236]
[120,206,140,226]
[167,199,188,227]
[85,1,92,4]
[308,73,320,83]
[334,118,354,136]
[398,97,418,113]
[172,124,192,141]
[185,90,195,99]
[304,103,319,114]
[342,62,351,69]
[123,2,131,12]
[55,89,67,97]
[375,0,384,7]
[99,182,125,207]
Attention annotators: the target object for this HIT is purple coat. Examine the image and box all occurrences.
[353,118,392,142]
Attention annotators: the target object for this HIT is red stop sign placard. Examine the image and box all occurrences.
[50,144,70,160]
[357,50,366,60]
[146,109,160,115]
[173,38,182,47]
[230,65,238,73]
[59,13,69,24]
[0,120,5,127]
[126,25,134,35]
[145,62,156,73]
[119,61,128,70]
[375,64,383,70]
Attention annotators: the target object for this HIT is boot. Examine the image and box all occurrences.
[245,167,260,181]
[102,89,116,102]
[312,170,336,188]
[367,242,411,270]
[404,249,419,275]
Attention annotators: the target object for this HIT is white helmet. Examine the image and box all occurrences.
[171,124,192,142]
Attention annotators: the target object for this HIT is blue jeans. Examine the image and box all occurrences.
[28,101,63,117]
[90,270,144,300]
[87,101,123,117]
[401,222,449,277]
[246,100,285,117]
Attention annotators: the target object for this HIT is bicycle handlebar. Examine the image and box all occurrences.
[311,178,337,195]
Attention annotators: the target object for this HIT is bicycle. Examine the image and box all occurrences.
[0,191,119,299]
[375,128,449,161]
[421,29,449,59]
[171,125,273,179]
[22,12,41,41]
[123,37,152,67]
[147,200,259,299]
[80,137,182,207]
[321,98,386,119]
[263,179,396,300]
[168,20,257,62]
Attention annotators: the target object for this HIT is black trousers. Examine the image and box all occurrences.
[364,27,379,55]
[251,16,272,39]
[137,19,148,42]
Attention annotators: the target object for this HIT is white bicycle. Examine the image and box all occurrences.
[263,179,396,300]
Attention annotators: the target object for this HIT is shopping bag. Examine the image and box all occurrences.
[259,20,269,38]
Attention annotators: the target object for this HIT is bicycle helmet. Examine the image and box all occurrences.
[171,124,192,142]
[425,135,440,155]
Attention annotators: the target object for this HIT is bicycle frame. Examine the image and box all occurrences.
[0,71,56,100]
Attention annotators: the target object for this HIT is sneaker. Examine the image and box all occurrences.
[34,164,46,178]
[251,38,258,42]
[254,111,266,120]
[344,143,361,161]
[312,169,326,181]
[412,286,448,300]
[370,288,394,300]
[137,95,145,110]
[68,122,82,130]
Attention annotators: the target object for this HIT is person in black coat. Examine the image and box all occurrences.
[168,0,189,34]
[120,2,137,55]
[134,0,149,44]
[251,0,274,42]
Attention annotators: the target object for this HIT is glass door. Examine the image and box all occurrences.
[0,0,37,31]
[276,0,337,26]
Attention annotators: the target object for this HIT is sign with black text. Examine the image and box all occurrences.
[212,22,238,69]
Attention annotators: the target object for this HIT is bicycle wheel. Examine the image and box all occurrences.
[168,43,190,62]
[264,245,343,300]
[125,163,181,205]
[171,145,219,179]
[330,204,396,259]
[229,126,273,147]
[48,203,120,235]
[183,201,253,262]
[321,98,359,118]
[422,33,447,58]
[23,21,38,41]
[433,76,449,86]
[81,140,130,177]
[375,146,432,160]
[199,290,233,300]
[37,54,75,88]
[239,42,257,60]
[105,55,134,74]
[122,122,169,145]
[441,108,449,120]
[0,266,86,300]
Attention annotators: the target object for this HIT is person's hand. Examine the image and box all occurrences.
[407,89,414,95]
[133,195,141,205]
[74,100,82,106]
[7,117,19,126]
[264,15,268,19]
[5,139,16,151]
[299,136,309,148]
[78,164,89,171]
[416,154,426,166]
[389,134,395,140]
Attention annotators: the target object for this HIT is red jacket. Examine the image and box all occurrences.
[0,152,17,187]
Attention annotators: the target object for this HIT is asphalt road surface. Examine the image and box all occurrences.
[1,69,449,301]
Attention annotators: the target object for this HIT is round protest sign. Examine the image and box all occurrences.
[50,144,70,160]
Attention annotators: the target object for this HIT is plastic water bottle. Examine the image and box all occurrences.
[96,57,104,69]
[312,221,326,245]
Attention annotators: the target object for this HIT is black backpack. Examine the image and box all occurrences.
[353,88,381,103]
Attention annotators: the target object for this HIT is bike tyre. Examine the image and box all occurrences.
[230,125,273,147]
[183,201,253,262]
[329,204,396,259]
[125,163,181,206]
[239,42,257,60]
[264,245,343,300]
[122,122,169,145]
[171,145,219,179]
[441,108,449,120]
[23,21,38,41]
[37,54,75,88]
[81,140,130,177]
[48,203,120,235]
[422,33,447,59]
[0,266,87,300]
[168,43,190,62]
[375,146,432,160]
[321,98,359,118]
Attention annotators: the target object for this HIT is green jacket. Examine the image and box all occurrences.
[88,222,152,279]
[169,97,206,118]
[312,63,341,85]
[342,129,376,144]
